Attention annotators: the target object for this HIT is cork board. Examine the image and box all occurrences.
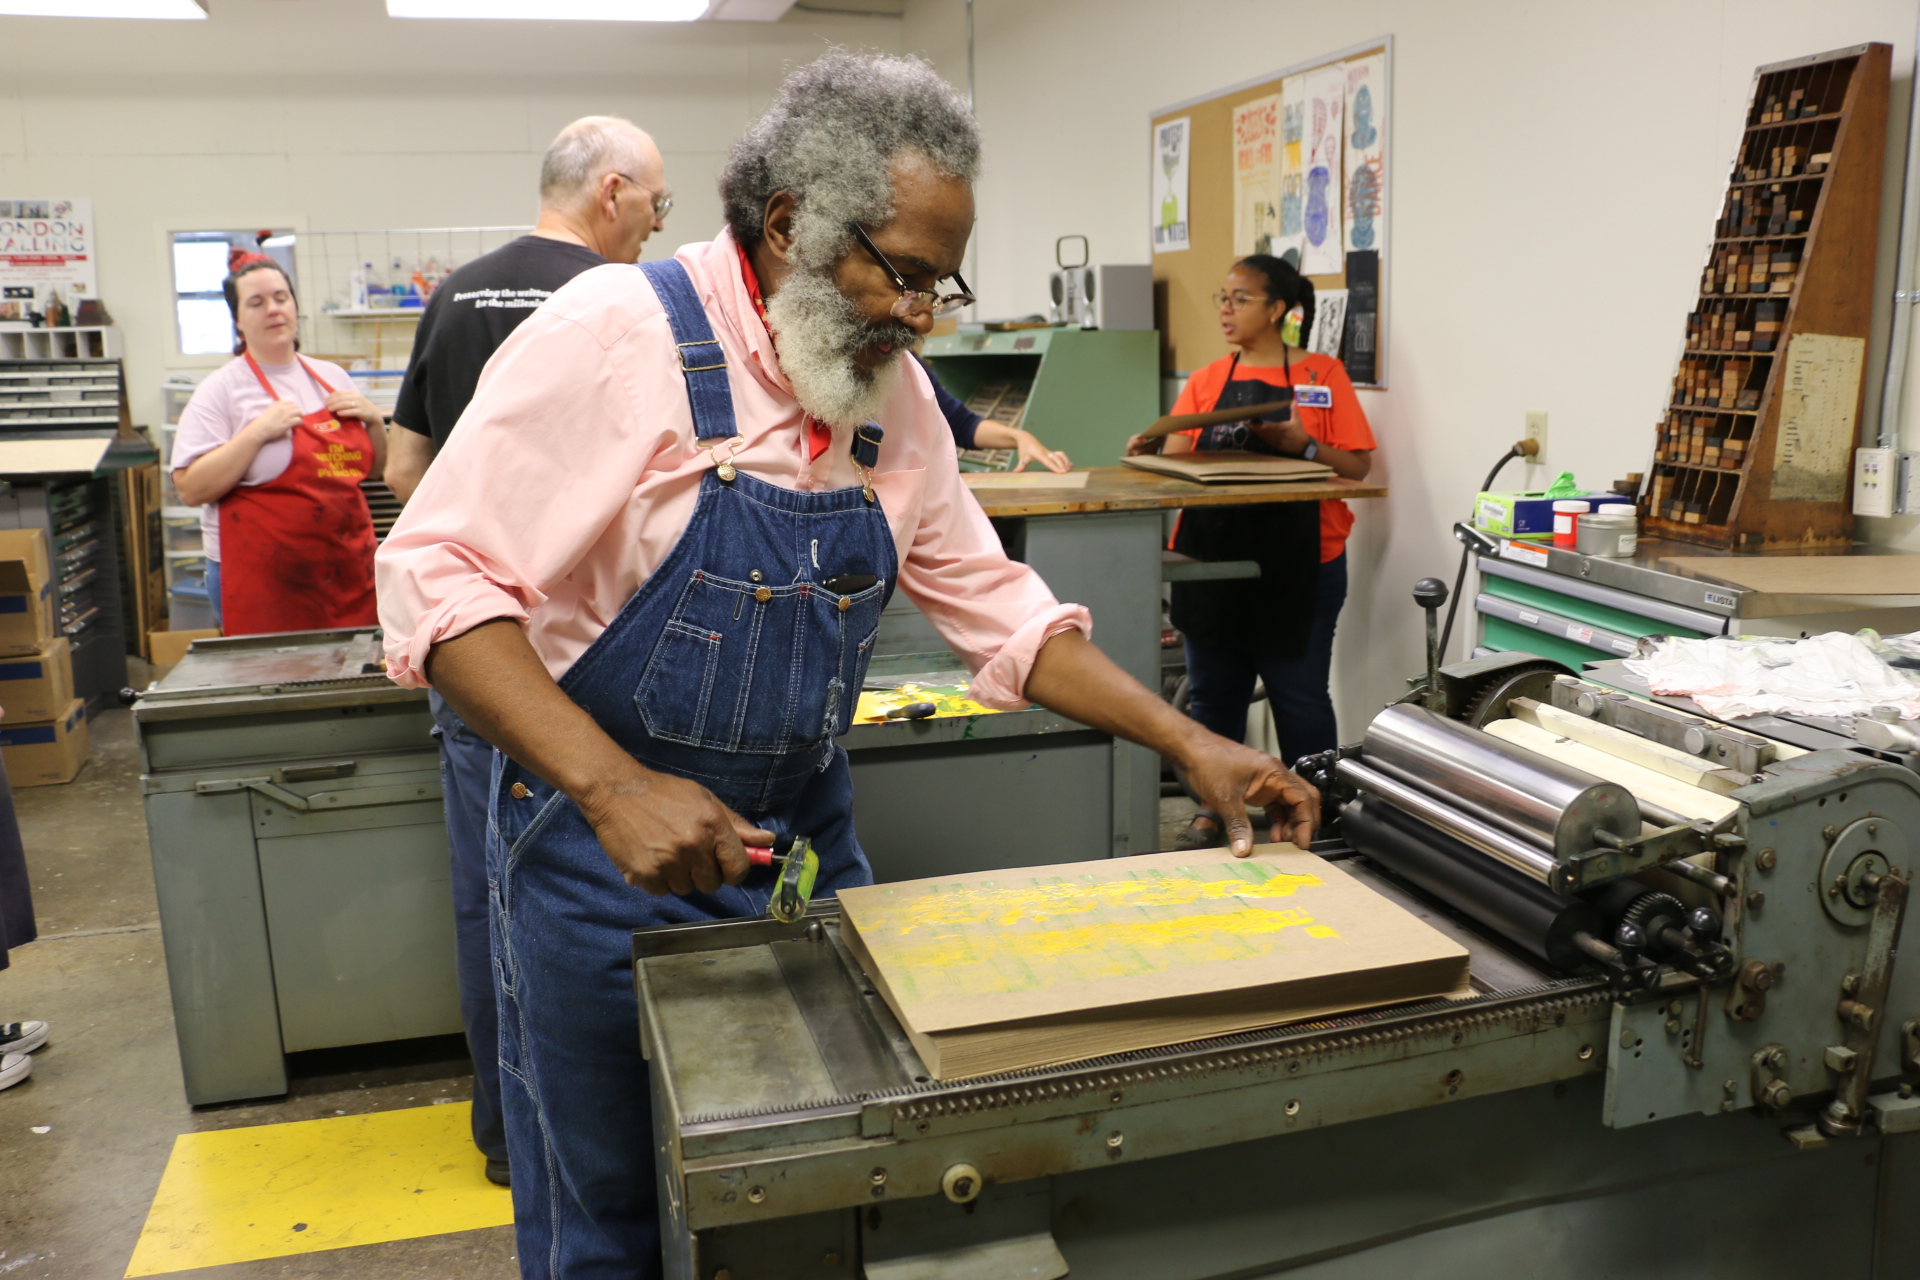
[1150,37,1392,384]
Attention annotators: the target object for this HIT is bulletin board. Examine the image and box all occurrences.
[1150,37,1391,386]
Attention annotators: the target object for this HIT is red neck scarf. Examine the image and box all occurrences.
[736,241,832,463]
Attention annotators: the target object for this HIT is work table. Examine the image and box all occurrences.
[964,465,1386,518]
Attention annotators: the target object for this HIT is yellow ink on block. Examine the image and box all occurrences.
[854,681,1003,722]
[124,1102,511,1277]
[876,861,1345,1003]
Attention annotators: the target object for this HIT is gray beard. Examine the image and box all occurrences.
[766,267,916,430]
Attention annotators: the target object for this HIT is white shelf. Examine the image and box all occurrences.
[0,327,123,360]
[323,308,425,320]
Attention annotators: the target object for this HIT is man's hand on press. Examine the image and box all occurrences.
[578,765,771,896]
[1179,735,1320,855]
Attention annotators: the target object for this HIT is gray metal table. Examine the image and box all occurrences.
[1477,537,1920,672]
[135,629,456,1105]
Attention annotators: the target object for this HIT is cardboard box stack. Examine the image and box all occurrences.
[0,530,87,786]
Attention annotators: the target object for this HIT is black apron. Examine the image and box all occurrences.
[1169,351,1322,661]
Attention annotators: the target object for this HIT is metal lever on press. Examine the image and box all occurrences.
[1412,577,1449,712]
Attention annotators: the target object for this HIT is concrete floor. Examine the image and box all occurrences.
[0,709,517,1280]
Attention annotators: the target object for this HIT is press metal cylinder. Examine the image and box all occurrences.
[1339,795,1606,970]
[1334,757,1559,882]
[1362,704,1640,861]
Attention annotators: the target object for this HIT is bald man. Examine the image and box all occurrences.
[386,115,669,1186]
[388,116,668,499]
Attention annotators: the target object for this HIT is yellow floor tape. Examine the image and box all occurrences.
[124,1101,512,1276]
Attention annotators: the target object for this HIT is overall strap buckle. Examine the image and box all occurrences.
[677,338,726,373]
[639,259,737,443]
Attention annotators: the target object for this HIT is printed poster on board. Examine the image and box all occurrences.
[1301,66,1345,275]
[1309,288,1348,358]
[1153,117,1191,253]
[1344,55,1386,255]
[0,199,95,326]
[1275,74,1308,268]
[1231,95,1281,257]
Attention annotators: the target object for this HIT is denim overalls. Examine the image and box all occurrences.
[486,259,895,1278]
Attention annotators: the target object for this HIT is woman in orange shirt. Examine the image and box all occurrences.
[1130,255,1376,849]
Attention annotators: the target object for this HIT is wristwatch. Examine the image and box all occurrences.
[1301,440,1319,462]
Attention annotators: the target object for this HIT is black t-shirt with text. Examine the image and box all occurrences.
[393,235,607,450]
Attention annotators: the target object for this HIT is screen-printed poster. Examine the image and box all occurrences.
[1275,74,1308,268]
[1344,55,1386,255]
[1231,95,1281,257]
[0,198,95,325]
[1301,67,1345,275]
[1153,117,1192,253]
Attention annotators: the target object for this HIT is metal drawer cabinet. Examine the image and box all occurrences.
[135,630,459,1105]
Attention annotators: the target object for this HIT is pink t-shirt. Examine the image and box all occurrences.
[172,353,351,562]
[375,230,1090,710]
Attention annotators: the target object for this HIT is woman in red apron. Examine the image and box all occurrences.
[172,260,386,636]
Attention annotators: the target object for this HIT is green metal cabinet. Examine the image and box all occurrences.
[921,328,1159,467]
[135,630,458,1105]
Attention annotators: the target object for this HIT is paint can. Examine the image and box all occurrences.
[1577,509,1638,559]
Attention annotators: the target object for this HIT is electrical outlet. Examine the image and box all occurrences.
[1854,447,1895,518]
[1524,410,1548,463]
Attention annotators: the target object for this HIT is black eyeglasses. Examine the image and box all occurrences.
[849,223,974,318]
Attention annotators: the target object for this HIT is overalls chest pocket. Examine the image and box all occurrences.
[634,570,890,754]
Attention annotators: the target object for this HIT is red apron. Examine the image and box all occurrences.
[217,352,379,636]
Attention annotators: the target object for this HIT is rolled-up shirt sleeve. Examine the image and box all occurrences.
[375,308,657,687]
[894,446,1090,711]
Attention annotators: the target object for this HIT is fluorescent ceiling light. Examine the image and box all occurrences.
[0,0,205,16]
[387,0,709,18]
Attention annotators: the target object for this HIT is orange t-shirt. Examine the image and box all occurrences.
[1172,351,1377,563]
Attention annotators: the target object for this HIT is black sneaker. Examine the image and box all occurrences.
[485,1157,510,1188]
[0,1022,47,1055]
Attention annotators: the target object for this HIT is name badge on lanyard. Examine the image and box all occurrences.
[1294,385,1333,410]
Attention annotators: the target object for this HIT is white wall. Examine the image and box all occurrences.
[904,0,1920,738]
[0,0,906,421]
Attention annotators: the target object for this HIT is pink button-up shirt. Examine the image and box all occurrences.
[376,229,1089,708]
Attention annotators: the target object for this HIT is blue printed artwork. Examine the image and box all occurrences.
[1348,163,1380,250]
[1350,85,1377,150]
[1305,167,1330,246]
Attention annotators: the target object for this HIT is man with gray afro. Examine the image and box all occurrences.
[378,50,1318,1278]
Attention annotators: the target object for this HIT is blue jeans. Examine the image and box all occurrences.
[489,745,872,1280]
[1185,554,1348,767]
[206,558,222,629]
[430,690,508,1165]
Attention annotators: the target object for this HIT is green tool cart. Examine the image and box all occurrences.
[135,629,456,1105]
[921,328,1159,468]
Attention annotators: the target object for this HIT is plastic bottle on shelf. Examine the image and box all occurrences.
[350,263,369,310]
